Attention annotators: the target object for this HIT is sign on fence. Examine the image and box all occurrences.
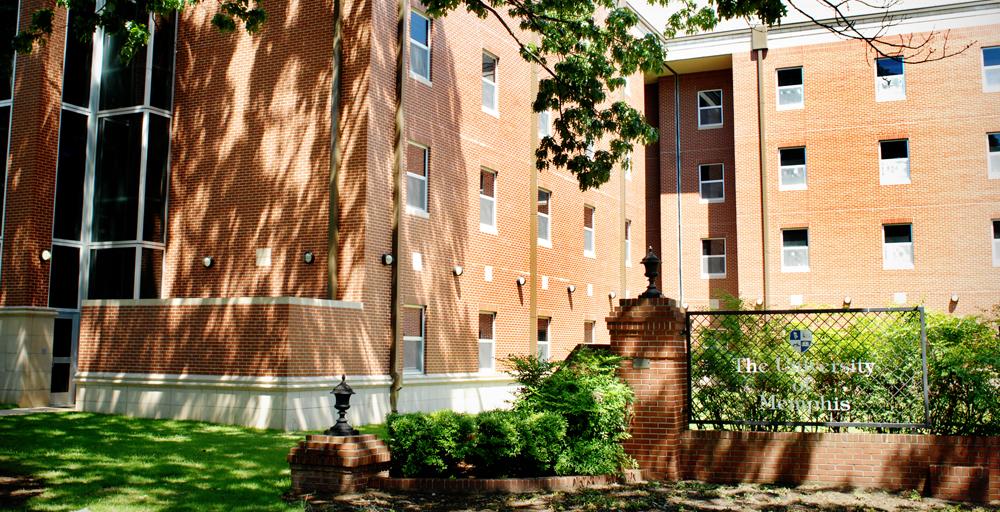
[686,307,929,430]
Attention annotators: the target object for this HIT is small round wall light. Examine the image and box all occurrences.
[516,276,526,286]
[453,265,464,276]
[567,285,576,293]
[303,251,315,264]
[950,294,959,303]
[381,253,394,266]
[608,291,617,299]
[682,303,690,310]
[40,249,52,262]
[755,297,764,306]
[843,296,852,306]
[202,256,214,268]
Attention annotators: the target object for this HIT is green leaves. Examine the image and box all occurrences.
[211,0,267,34]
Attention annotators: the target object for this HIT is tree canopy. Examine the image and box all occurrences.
[5,0,967,190]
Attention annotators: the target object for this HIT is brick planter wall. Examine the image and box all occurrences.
[288,434,391,494]
[371,473,641,494]
[605,296,1000,503]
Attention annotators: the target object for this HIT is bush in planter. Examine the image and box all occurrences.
[508,346,635,476]
[386,410,475,478]
[466,409,567,477]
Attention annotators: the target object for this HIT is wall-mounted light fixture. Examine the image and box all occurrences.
[950,294,959,303]
[453,265,464,276]
[567,285,576,293]
[381,253,394,266]
[40,249,52,262]
[843,296,852,306]
[682,303,690,310]
[755,297,764,307]
[303,251,315,264]
[202,256,214,268]
[608,291,617,299]
[515,276,526,286]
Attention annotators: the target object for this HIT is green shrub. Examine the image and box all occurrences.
[467,409,567,477]
[386,410,475,477]
[926,312,1000,435]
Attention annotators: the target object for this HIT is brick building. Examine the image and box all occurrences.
[640,1,1000,313]
[0,0,997,429]
[0,0,647,427]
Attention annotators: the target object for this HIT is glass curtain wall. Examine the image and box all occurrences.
[0,2,18,280]
[48,1,176,403]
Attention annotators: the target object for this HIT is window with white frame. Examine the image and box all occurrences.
[988,132,999,179]
[701,238,726,278]
[406,143,429,214]
[883,224,914,270]
[698,163,724,202]
[538,110,552,138]
[779,147,807,190]
[697,90,723,128]
[875,56,905,101]
[537,189,551,247]
[624,150,632,180]
[584,321,595,344]
[625,219,632,267]
[983,46,1000,92]
[479,168,497,233]
[781,229,809,272]
[993,220,1000,267]
[478,312,495,371]
[482,51,498,114]
[776,67,804,110]
[409,10,431,82]
[537,317,550,361]
[879,139,910,185]
[0,1,16,281]
[583,206,595,258]
[403,306,425,373]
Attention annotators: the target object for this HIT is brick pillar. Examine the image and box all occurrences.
[287,434,391,494]
[606,296,687,480]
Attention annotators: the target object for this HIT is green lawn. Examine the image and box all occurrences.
[0,412,383,512]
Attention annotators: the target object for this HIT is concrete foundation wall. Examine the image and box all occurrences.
[0,308,55,407]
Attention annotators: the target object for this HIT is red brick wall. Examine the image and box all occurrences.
[729,26,1000,314]
[656,69,739,309]
[0,0,65,307]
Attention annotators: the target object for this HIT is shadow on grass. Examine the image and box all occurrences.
[0,412,309,512]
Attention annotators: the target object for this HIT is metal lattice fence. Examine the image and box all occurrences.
[686,307,928,430]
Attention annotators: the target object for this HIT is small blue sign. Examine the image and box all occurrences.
[788,329,813,353]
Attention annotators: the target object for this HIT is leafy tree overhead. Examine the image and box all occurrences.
[5,0,967,190]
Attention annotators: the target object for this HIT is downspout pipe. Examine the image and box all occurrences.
[752,26,769,308]
[664,63,682,306]
[388,0,407,413]
[327,0,343,300]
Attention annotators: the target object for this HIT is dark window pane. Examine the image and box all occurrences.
[53,318,73,358]
[150,12,176,110]
[537,189,549,214]
[478,313,493,340]
[479,170,494,197]
[700,164,723,181]
[993,220,998,239]
[0,106,8,218]
[406,144,426,176]
[984,47,1000,67]
[537,318,549,342]
[880,140,908,160]
[49,245,81,309]
[144,114,169,242]
[989,133,1000,153]
[876,57,903,77]
[410,12,428,44]
[51,363,71,393]
[584,206,594,228]
[780,147,806,166]
[777,68,802,87]
[100,3,147,110]
[88,247,136,299]
[140,248,162,298]
[482,52,496,81]
[54,110,88,241]
[884,224,911,243]
[62,7,96,108]
[403,307,423,337]
[702,239,725,255]
[93,114,142,241]
[783,229,808,247]
[0,2,16,101]
[698,90,721,107]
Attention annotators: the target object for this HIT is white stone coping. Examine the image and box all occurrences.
[82,296,363,310]
[76,371,515,392]
[0,307,59,318]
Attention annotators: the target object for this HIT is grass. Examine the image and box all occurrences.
[0,412,318,512]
